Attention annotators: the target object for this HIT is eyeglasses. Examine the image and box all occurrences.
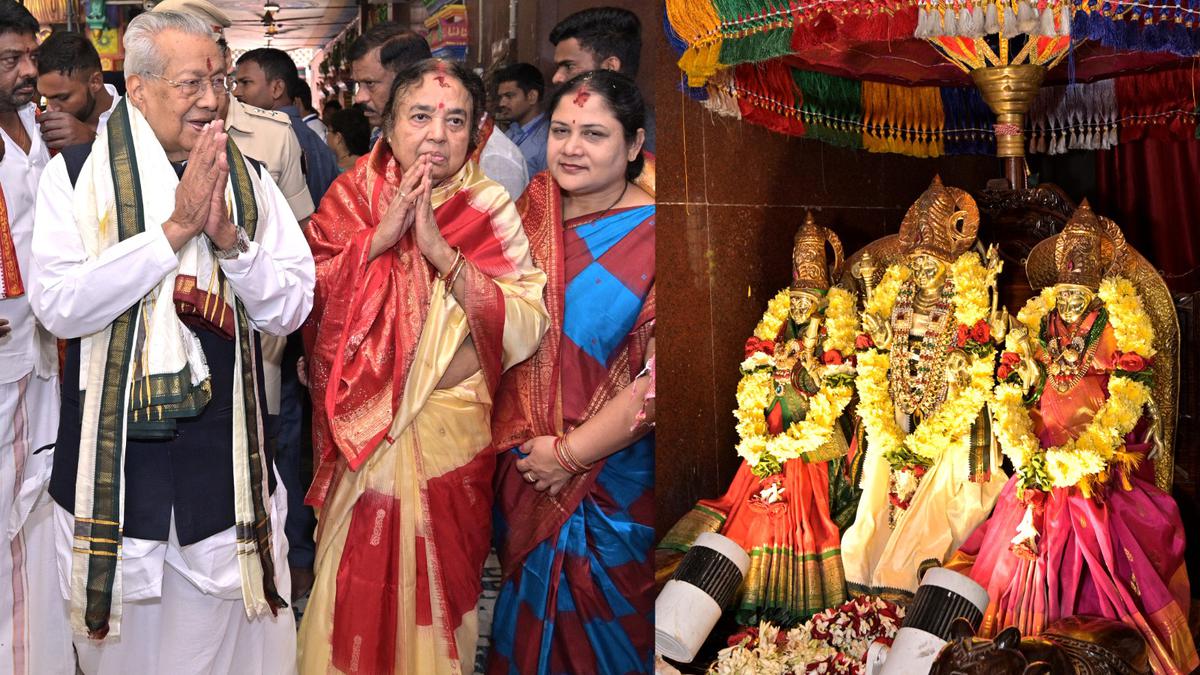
[145,73,232,98]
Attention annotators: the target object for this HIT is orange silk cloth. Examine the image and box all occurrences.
[303,140,532,506]
[0,187,22,299]
[1030,308,1120,449]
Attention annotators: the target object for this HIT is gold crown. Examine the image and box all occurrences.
[897,176,980,262]
[1052,200,1121,291]
[792,212,844,292]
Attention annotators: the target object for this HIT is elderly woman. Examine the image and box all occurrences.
[489,70,655,674]
[297,59,547,674]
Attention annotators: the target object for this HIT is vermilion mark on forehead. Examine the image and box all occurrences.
[437,102,444,109]
[206,57,212,71]
[434,60,450,88]
[572,87,590,108]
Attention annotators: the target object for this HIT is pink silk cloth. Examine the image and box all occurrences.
[949,309,1198,674]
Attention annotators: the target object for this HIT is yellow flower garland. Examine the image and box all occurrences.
[865,265,909,320]
[1099,277,1156,357]
[734,287,858,469]
[855,252,994,469]
[1017,287,1056,333]
[754,290,791,342]
[824,288,858,355]
[992,275,1156,494]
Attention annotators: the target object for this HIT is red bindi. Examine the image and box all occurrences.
[572,88,591,108]
[437,102,444,109]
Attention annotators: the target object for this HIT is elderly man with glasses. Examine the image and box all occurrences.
[152,0,314,225]
[28,10,313,674]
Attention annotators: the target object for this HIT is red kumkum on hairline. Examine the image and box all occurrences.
[572,87,591,108]
[434,60,451,88]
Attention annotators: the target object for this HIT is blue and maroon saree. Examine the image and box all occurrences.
[489,172,655,675]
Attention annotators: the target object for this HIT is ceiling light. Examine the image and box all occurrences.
[264,2,280,12]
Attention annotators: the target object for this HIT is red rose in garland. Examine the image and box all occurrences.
[1115,351,1147,372]
[971,319,991,344]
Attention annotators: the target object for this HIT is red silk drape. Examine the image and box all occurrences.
[1095,138,1200,293]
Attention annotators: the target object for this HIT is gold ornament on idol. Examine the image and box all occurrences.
[854,179,998,520]
[993,204,1155,497]
[734,215,856,474]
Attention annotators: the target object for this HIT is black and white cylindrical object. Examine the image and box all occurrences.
[867,568,990,675]
[654,533,750,663]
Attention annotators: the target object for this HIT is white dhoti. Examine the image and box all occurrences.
[841,435,1006,597]
[55,478,295,675]
[0,372,72,675]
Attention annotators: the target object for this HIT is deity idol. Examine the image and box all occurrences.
[840,177,1009,599]
[947,202,1198,675]
[657,214,861,625]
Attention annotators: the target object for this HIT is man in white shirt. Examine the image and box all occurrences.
[29,11,313,674]
[291,78,327,142]
[0,4,74,674]
[349,22,529,199]
[35,30,119,150]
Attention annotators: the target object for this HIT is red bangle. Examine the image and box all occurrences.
[555,434,592,475]
[553,438,577,474]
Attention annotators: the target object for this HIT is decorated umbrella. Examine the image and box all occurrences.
[665,1,1200,188]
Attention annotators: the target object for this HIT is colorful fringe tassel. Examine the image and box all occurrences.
[1028,79,1117,155]
[1074,1,1200,58]
[668,0,919,87]
[1114,65,1200,144]
[862,81,947,157]
[669,1,1200,88]
[916,1,1072,39]
[699,62,1198,158]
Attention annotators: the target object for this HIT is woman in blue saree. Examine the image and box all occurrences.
[488,70,655,675]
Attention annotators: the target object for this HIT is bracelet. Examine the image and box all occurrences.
[553,437,578,474]
[438,247,464,282]
[555,433,592,475]
[446,254,468,290]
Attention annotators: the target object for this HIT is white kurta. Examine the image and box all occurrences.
[0,104,72,675]
[94,85,120,138]
[479,127,529,200]
[29,140,315,674]
[0,104,54,384]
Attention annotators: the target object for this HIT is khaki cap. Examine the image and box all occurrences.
[150,0,231,30]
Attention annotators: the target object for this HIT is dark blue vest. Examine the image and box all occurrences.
[49,144,276,545]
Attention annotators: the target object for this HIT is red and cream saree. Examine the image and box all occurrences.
[297,141,547,674]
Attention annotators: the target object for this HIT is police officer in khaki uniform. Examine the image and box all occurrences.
[151,0,315,222]
[222,96,314,220]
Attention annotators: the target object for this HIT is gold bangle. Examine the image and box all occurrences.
[438,247,464,282]
[560,433,592,474]
[553,437,578,474]
[447,255,468,287]
[442,253,468,297]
